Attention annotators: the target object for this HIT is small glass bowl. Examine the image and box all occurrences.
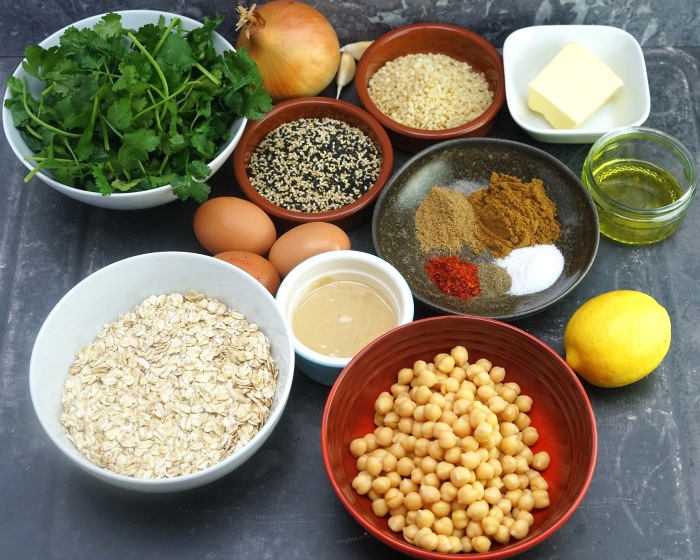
[581,126,697,244]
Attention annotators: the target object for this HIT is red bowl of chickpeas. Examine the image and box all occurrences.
[321,315,597,559]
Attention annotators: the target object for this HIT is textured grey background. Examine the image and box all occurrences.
[1,1,699,560]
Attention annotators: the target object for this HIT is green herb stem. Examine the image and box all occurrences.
[194,62,220,86]
[153,18,179,57]
[127,32,169,101]
[21,78,80,138]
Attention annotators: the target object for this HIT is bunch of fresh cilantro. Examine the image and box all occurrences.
[4,13,272,202]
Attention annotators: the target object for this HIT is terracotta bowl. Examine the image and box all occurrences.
[356,23,506,153]
[322,316,597,559]
[233,97,394,231]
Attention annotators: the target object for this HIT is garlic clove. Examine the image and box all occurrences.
[340,40,374,61]
[335,51,356,99]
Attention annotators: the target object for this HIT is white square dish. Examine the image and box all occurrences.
[503,25,650,144]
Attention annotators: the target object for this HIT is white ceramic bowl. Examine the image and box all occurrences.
[503,25,650,144]
[2,10,246,210]
[30,252,295,492]
[275,250,414,386]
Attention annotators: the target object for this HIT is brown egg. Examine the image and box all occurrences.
[214,251,281,295]
[194,197,277,256]
[268,222,352,277]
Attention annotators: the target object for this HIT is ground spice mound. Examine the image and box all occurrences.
[415,186,484,254]
[468,173,561,258]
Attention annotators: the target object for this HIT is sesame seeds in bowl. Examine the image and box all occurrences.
[233,97,394,231]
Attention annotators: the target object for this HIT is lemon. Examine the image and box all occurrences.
[563,290,671,388]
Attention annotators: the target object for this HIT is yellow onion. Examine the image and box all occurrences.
[236,2,341,102]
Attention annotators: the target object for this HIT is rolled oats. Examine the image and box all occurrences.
[61,291,278,479]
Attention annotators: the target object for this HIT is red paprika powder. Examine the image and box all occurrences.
[426,255,482,299]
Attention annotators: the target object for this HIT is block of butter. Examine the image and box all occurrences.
[528,42,623,129]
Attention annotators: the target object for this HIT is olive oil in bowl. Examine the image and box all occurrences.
[582,128,697,245]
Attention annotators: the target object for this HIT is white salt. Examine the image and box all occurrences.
[494,244,564,296]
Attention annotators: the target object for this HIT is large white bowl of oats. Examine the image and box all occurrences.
[29,251,295,492]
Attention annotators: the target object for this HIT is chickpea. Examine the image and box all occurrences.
[413,359,428,373]
[497,498,512,515]
[450,367,467,384]
[450,466,472,488]
[349,438,367,458]
[391,383,409,398]
[460,450,480,471]
[389,442,407,460]
[518,491,535,512]
[452,417,471,438]
[532,451,551,471]
[467,499,489,521]
[400,478,418,496]
[515,454,530,474]
[351,473,372,495]
[530,475,549,492]
[410,468,425,485]
[432,500,452,518]
[488,506,504,523]
[521,426,539,446]
[397,367,414,385]
[439,410,458,426]
[363,433,378,452]
[385,488,404,509]
[406,510,418,525]
[427,441,445,461]
[485,476,504,491]
[367,489,381,501]
[488,366,506,384]
[413,385,432,405]
[374,392,394,414]
[422,473,439,488]
[444,446,463,465]
[481,515,500,536]
[447,535,463,553]
[415,369,437,388]
[452,508,468,529]
[403,523,419,544]
[483,486,501,505]
[516,510,535,527]
[501,434,522,456]
[434,516,454,537]
[514,412,531,431]
[438,430,458,450]
[473,370,492,388]
[465,520,484,538]
[436,461,454,480]
[384,412,400,429]
[404,491,423,511]
[436,354,456,373]
[424,403,442,422]
[510,518,530,540]
[440,481,458,502]
[365,456,383,477]
[451,346,469,366]
[372,498,389,517]
[461,435,479,452]
[371,476,391,495]
[374,426,393,447]
[514,394,533,412]
[420,484,441,505]
[460,536,474,553]
[416,528,438,551]
[475,461,495,481]
[487,395,508,414]
[503,473,521,491]
[387,471,402,488]
[401,435,417,453]
[396,398,416,418]
[517,473,530,490]
[505,488,523,507]
[466,363,485,380]
[435,534,452,554]
[415,509,435,529]
[388,514,406,533]
[500,454,517,474]
[493,524,511,545]
[356,455,368,472]
[420,421,435,439]
[414,437,429,458]
[389,505,408,518]
[473,422,493,444]
[500,403,519,422]
[397,456,414,477]
[532,489,550,509]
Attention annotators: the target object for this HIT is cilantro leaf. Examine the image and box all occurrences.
[118,129,159,166]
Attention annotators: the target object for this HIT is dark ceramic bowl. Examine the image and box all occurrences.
[372,138,599,321]
[322,316,598,559]
[356,23,505,153]
[233,97,394,232]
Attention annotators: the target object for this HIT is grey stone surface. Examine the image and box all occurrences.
[1,2,699,560]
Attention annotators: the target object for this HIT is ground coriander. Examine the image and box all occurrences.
[246,117,382,213]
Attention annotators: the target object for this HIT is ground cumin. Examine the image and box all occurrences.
[415,186,483,254]
[468,173,561,258]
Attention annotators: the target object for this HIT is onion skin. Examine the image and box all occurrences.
[236,1,341,102]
